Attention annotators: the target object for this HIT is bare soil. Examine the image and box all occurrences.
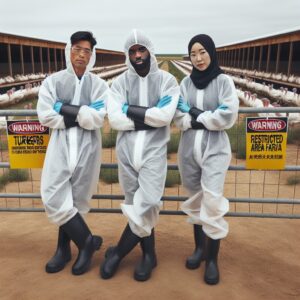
[0,212,299,300]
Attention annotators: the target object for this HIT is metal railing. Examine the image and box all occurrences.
[1,108,300,218]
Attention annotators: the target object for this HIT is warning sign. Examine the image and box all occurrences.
[6,120,50,168]
[246,117,288,170]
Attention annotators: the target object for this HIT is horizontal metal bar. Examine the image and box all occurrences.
[0,208,45,212]
[1,107,300,117]
[1,193,299,205]
[154,196,300,204]
[1,162,300,171]
[0,207,299,219]
[238,107,300,113]
[0,110,36,116]
[226,212,300,219]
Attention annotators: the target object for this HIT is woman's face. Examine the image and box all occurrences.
[190,42,211,71]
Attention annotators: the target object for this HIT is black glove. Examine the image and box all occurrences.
[127,105,155,131]
[191,118,206,130]
[189,107,204,120]
[60,104,81,128]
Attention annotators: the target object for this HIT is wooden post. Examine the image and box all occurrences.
[227,50,230,66]
[246,47,250,69]
[252,47,256,70]
[40,47,44,73]
[241,48,245,69]
[275,44,281,73]
[258,46,263,71]
[54,48,57,72]
[7,44,13,77]
[287,41,293,76]
[30,46,35,73]
[61,49,64,69]
[237,48,241,68]
[234,49,237,67]
[20,45,24,74]
[47,47,50,73]
[266,44,271,72]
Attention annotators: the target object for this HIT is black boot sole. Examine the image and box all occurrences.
[185,248,205,270]
[185,260,201,270]
[72,236,103,276]
[100,246,121,279]
[100,267,118,279]
[204,276,219,285]
[100,258,121,279]
[45,256,72,273]
[204,261,219,285]
[134,260,157,282]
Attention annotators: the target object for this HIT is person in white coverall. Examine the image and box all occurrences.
[175,34,239,285]
[37,31,109,276]
[101,29,179,281]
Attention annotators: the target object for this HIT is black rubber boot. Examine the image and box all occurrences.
[45,226,71,273]
[204,238,220,285]
[100,224,141,279]
[61,213,102,275]
[134,229,157,281]
[186,225,206,269]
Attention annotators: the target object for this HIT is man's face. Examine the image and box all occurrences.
[70,40,92,72]
[128,44,150,70]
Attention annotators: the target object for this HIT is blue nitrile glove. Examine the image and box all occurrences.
[122,103,129,114]
[217,104,228,111]
[156,95,172,108]
[53,101,63,113]
[177,96,190,113]
[89,100,105,111]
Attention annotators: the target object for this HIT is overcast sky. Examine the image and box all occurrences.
[1,0,299,54]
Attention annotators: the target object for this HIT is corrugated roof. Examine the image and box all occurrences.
[217,26,300,48]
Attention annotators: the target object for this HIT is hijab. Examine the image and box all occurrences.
[188,34,223,89]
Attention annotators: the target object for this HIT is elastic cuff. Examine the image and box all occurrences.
[134,120,155,131]
[127,105,148,123]
[63,115,79,128]
[189,107,204,120]
[191,118,206,130]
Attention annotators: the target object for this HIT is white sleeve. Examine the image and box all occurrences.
[77,78,109,130]
[144,75,180,127]
[173,80,192,131]
[107,76,135,131]
[37,77,65,129]
[197,76,239,130]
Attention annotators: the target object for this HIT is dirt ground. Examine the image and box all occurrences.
[0,212,299,300]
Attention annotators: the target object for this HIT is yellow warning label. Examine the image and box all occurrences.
[6,120,50,168]
[246,117,288,170]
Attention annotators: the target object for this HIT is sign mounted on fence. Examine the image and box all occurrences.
[246,117,288,170]
[6,120,49,169]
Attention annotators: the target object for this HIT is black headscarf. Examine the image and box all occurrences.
[188,34,223,89]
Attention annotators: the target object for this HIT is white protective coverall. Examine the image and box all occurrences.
[108,30,180,237]
[37,43,109,226]
[174,74,239,239]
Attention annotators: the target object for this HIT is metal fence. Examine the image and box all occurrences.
[1,107,300,218]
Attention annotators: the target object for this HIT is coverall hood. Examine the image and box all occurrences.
[124,29,159,75]
[65,41,96,76]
